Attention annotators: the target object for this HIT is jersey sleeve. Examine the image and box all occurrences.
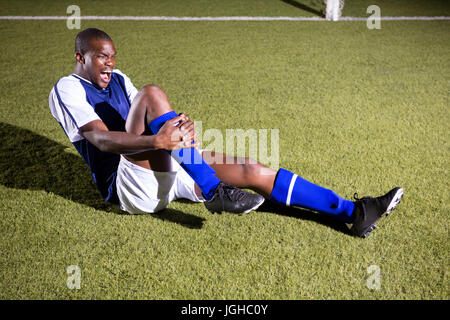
[113,69,139,103]
[49,76,101,142]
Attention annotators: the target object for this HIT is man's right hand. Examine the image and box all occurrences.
[155,114,199,151]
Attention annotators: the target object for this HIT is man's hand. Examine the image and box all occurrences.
[155,113,199,151]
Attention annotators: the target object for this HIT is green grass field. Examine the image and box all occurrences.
[0,0,449,300]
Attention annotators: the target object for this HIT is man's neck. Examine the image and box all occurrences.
[73,64,89,82]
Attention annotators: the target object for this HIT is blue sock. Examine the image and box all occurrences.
[269,168,355,223]
[149,111,220,200]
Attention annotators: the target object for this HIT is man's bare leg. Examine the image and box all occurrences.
[123,84,177,172]
[120,86,402,237]
[122,85,351,221]
[121,84,265,213]
[200,150,356,222]
[199,151,277,198]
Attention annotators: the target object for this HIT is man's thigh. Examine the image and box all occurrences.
[124,149,173,172]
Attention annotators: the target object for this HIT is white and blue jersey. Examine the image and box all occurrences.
[49,69,139,205]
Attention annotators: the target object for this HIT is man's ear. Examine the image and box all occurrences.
[75,52,85,64]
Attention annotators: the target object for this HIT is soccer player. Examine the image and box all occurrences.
[49,28,403,238]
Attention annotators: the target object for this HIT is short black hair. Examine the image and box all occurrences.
[75,28,112,54]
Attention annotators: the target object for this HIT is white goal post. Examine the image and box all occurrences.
[325,0,344,21]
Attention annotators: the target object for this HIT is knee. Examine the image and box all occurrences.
[139,84,166,100]
[136,84,171,117]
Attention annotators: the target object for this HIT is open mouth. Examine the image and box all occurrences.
[100,70,112,82]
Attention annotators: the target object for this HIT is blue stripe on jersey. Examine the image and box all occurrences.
[57,122,70,139]
[115,73,132,106]
[54,80,79,128]
[61,72,132,205]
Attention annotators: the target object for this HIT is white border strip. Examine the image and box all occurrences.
[286,174,298,207]
[0,16,449,21]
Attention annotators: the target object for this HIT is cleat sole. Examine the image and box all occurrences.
[209,198,265,215]
[242,198,265,214]
[362,224,377,238]
[384,188,404,217]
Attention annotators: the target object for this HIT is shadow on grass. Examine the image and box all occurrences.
[257,200,353,236]
[281,0,325,17]
[0,122,205,229]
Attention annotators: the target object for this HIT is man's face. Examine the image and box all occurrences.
[77,39,116,89]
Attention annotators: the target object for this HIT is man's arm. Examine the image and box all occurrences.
[80,114,196,155]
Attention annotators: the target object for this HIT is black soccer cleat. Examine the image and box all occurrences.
[349,187,404,238]
[204,182,265,214]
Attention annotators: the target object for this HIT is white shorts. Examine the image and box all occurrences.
[116,155,204,214]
